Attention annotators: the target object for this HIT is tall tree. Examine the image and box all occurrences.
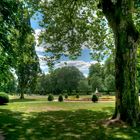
[103,55,115,93]
[51,66,84,94]
[78,79,91,94]
[88,63,105,92]
[99,0,140,125]
[0,0,40,98]
[89,63,104,78]
[39,0,140,125]
[0,0,20,93]
[36,66,84,94]
[11,2,40,99]
[35,74,55,95]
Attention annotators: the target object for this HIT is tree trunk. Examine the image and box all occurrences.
[100,0,140,125]
[19,81,25,99]
[20,91,24,99]
[18,66,25,100]
[113,25,140,125]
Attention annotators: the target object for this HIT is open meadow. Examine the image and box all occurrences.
[0,95,140,140]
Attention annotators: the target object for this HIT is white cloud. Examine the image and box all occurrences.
[34,28,48,73]
[34,29,42,43]
[35,46,45,52]
[55,60,97,68]
[34,28,45,45]
[38,60,98,77]
[55,60,98,77]
[40,65,49,74]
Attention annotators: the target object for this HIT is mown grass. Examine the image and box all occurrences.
[0,96,140,140]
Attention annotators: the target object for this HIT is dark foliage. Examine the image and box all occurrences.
[76,94,79,99]
[0,92,9,105]
[58,94,63,102]
[92,94,98,103]
[48,94,54,101]
[64,94,68,99]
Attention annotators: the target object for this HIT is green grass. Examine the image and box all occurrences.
[0,96,140,140]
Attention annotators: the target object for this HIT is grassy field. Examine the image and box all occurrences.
[0,95,140,140]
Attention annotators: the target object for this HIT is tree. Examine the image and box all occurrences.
[103,55,115,93]
[89,63,104,78]
[39,0,140,125]
[36,74,52,95]
[88,56,115,93]
[16,33,40,98]
[78,79,91,94]
[88,63,105,92]
[10,1,40,99]
[104,74,115,94]
[52,66,84,94]
[0,1,40,98]
[0,0,19,93]
[0,51,17,93]
[104,55,115,77]
[0,71,17,93]
[90,75,104,92]
[99,0,140,125]
[36,66,84,95]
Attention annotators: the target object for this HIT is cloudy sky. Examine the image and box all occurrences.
[31,15,96,77]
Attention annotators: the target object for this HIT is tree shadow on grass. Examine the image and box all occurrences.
[0,108,140,140]
[10,98,37,103]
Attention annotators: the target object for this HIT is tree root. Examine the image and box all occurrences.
[100,114,126,127]
[103,118,124,126]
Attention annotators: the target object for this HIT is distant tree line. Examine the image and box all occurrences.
[33,56,115,95]
[88,56,115,94]
[35,66,85,95]
[4,52,140,96]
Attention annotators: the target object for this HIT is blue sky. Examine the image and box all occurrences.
[31,15,96,77]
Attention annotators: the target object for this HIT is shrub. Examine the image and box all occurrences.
[47,94,54,101]
[58,94,63,102]
[65,94,68,99]
[76,94,79,98]
[0,92,9,105]
[92,94,98,103]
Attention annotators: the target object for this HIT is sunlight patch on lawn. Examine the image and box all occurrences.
[114,132,131,139]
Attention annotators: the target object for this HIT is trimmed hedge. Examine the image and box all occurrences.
[64,94,68,99]
[0,92,9,105]
[48,94,54,101]
[76,94,79,98]
[92,94,98,103]
[58,94,63,102]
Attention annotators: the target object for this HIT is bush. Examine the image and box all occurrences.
[64,94,68,99]
[76,94,79,98]
[92,94,98,103]
[58,94,63,102]
[0,92,9,105]
[47,94,54,101]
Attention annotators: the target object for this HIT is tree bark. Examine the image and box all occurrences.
[18,77,25,99]
[20,91,24,99]
[17,65,26,100]
[100,0,140,125]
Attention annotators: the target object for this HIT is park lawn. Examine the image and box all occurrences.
[0,96,139,140]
